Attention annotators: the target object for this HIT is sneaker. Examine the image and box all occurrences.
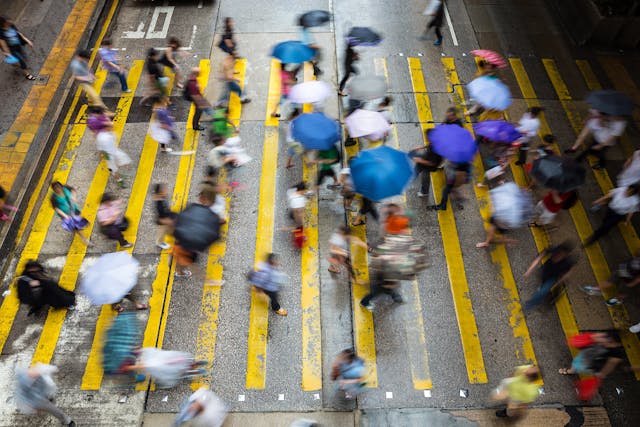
[121,241,133,248]
[175,270,192,278]
[606,298,622,306]
[417,191,428,198]
[123,89,132,93]
[630,322,640,334]
[304,190,315,197]
[67,305,76,311]
[580,285,601,296]
[275,308,288,316]
[327,183,341,190]
[433,38,443,46]
[240,98,251,104]
[193,125,206,131]
[156,242,171,250]
[360,302,375,311]
[161,147,174,153]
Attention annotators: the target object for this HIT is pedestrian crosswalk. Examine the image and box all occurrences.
[3,49,640,408]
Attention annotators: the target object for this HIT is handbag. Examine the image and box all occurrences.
[4,54,19,65]
[575,376,601,401]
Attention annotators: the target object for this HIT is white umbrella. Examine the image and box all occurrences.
[347,75,387,100]
[288,81,331,104]
[467,76,512,110]
[80,252,139,305]
[489,182,534,229]
[345,109,390,139]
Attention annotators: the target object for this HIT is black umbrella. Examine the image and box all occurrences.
[346,27,382,46]
[586,90,634,116]
[174,204,220,251]
[531,155,586,192]
[298,10,331,28]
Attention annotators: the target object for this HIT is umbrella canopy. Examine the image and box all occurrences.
[489,182,535,229]
[470,49,507,68]
[80,252,139,305]
[429,124,478,163]
[350,146,415,201]
[347,75,387,100]
[345,109,390,139]
[473,120,522,143]
[288,80,331,104]
[298,10,331,28]
[530,155,586,192]
[271,41,316,64]
[291,112,340,150]
[174,204,221,252]
[586,90,634,116]
[346,27,382,46]
[467,76,512,111]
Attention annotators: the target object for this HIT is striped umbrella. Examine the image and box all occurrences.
[470,49,507,68]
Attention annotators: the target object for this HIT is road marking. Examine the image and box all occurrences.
[443,2,459,46]
[246,59,280,389]
[375,57,431,390]
[444,56,540,375]
[542,58,640,379]
[190,58,245,390]
[31,62,142,371]
[408,57,486,384]
[598,57,640,124]
[300,62,322,391]
[146,6,175,39]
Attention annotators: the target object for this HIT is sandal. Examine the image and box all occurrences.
[558,368,572,375]
[351,218,365,226]
[113,304,124,313]
[135,303,149,310]
[328,266,341,274]
[176,83,184,89]
[25,74,36,80]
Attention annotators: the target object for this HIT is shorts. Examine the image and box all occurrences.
[173,244,197,266]
[571,352,594,375]
[159,56,177,72]
[489,216,509,234]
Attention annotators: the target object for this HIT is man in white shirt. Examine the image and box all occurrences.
[515,107,542,165]
[566,111,627,169]
[585,184,640,246]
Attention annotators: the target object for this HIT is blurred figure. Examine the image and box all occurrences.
[186,67,214,131]
[96,128,131,188]
[127,348,207,389]
[351,197,378,227]
[338,43,359,96]
[522,242,575,311]
[566,111,627,170]
[444,106,463,126]
[15,363,75,426]
[515,106,543,165]
[97,193,132,248]
[408,139,442,199]
[87,106,113,137]
[327,225,367,282]
[330,348,368,399]
[559,332,624,379]
[215,51,251,108]
[248,253,288,316]
[271,62,296,118]
[17,260,76,316]
[382,203,410,235]
[173,387,227,427]
[617,149,640,188]
[98,39,130,93]
[299,21,322,76]
[491,365,540,418]
[419,0,444,46]
[285,108,303,169]
[50,181,91,245]
[210,107,237,142]
[0,15,36,80]
[71,50,109,111]
[528,189,576,227]
[377,96,393,124]
[585,183,640,246]
[360,268,403,311]
[287,182,308,228]
[339,160,357,211]
[313,144,341,190]
[219,17,237,55]
[140,48,167,106]
[0,185,18,222]
[430,161,471,211]
[159,37,184,88]
[153,183,176,250]
[150,97,177,153]
[581,254,640,306]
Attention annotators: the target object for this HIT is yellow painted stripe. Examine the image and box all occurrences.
[508,58,582,358]
[409,57,486,383]
[444,57,540,372]
[246,59,280,389]
[0,68,109,354]
[375,58,431,389]
[542,59,640,378]
[190,59,245,390]
[576,59,633,157]
[299,62,322,391]
[31,62,142,372]
[598,57,640,124]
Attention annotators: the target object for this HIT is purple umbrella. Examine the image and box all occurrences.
[428,124,478,163]
[473,120,522,144]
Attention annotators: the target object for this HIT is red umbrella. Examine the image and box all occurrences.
[471,49,507,68]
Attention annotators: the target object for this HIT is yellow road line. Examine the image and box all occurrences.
[409,57,486,383]
[31,62,142,371]
[0,68,109,354]
[444,57,540,372]
[576,59,633,157]
[191,59,245,390]
[542,59,640,378]
[246,59,280,389]
[376,58,431,390]
[299,62,322,391]
[598,57,640,124]
[507,58,581,356]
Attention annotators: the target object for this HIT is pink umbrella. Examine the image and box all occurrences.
[345,109,390,140]
[470,49,507,68]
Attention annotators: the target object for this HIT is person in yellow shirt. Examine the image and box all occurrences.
[491,365,541,418]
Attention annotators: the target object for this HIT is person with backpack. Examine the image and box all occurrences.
[97,193,132,248]
[330,348,368,399]
[17,260,76,316]
[559,332,625,379]
[581,255,640,307]
[185,67,214,131]
[409,140,442,199]
[50,181,91,246]
[529,189,577,227]
[248,253,288,316]
[210,107,237,142]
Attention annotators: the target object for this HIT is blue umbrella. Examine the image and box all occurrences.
[298,10,331,28]
[350,146,415,201]
[473,120,522,143]
[429,124,478,163]
[291,113,340,150]
[271,41,316,64]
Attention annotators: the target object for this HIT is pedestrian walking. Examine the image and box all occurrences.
[215,52,251,108]
[327,225,366,281]
[429,161,471,211]
[419,0,445,46]
[248,253,288,316]
[210,107,237,142]
[338,44,359,96]
[584,183,640,246]
[377,96,393,124]
[491,365,541,418]
[0,185,17,222]
[87,106,113,136]
[153,183,176,250]
[313,143,341,190]
[185,67,214,131]
[285,108,303,169]
[271,63,296,118]
[96,128,131,188]
[581,254,640,306]
[140,48,168,106]
[559,332,624,383]
[565,111,627,169]
[360,270,403,310]
[70,50,109,111]
[150,97,177,152]
[528,189,576,227]
[17,260,76,316]
[351,197,378,227]
[97,39,130,93]
[515,107,543,165]
[409,141,442,199]
[299,24,322,76]
[50,181,91,245]
[339,161,357,211]
[522,242,575,311]
[444,106,463,126]
[173,387,227,427]
[330,349,368,400]
[382,203,411,235]
[0,16,35,80]
[218,17,237,55]
[97,193,132,248]
[159,37,184,88]
[617,149,640,188]
[15,363,75,426]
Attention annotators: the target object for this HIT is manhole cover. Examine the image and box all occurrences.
[35,75,50,85]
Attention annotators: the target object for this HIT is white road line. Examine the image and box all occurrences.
[146,6,175,39]
[443,2,459,46]
[188,25,198,50]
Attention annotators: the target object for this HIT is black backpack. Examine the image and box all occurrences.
[562,191,578,210]
[182,79,194,101]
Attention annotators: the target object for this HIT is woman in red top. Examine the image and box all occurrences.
[530,190,573,226]
[271,63,297,118]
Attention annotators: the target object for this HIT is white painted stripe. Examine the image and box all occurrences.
[443,2,459,46]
